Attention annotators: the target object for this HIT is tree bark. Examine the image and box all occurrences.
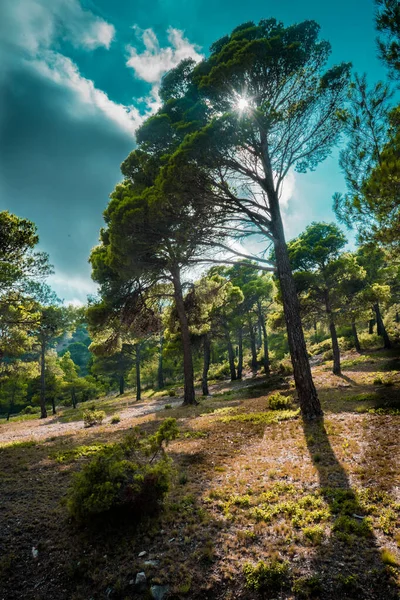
[352,321,362,353]
[258,302,270,376]
[119,374,125,396]
[374,303,391,349]
[266,186,322,419]
[202,333,211,396]
[51,397,56,415]
[136,344,141,402]
[171,268,196,405]
[237,327,243,380]
[39,341,47,419]
[71,387,77,409]
[324,290,341,375]
[226,328,237,381]
[248,318,258,373]
[158,330,164,389]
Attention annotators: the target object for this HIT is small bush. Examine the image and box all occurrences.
[164,404,172,410]
[381,549,398,566]
[323,349,334,361]
[302,525,325,545]
[278,356,293,375]
[333,515,372,538]
[21,405,38,415]
[110,415,120,424]
[268,392,292,410]
[292,574,322,598]
[83,409,106,427]
[168,389,176,397]
[67,418,179,523]
[243,558,290,593]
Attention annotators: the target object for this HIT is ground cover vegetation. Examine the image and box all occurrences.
[1,2,400,598]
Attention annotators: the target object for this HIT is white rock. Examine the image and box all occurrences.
[135,572,147,586]
[32,547,38,560]
[138,551,147,557]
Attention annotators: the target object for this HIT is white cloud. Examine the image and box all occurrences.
[48,273,98,304]
[127,26,203,84]
[0,0,115,55]
[30,52,143,135]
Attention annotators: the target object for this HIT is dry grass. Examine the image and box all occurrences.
[0,349,400,599]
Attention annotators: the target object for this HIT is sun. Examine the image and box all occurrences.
[237,97,249,111]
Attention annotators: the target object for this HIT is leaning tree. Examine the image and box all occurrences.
[145,19,350,418]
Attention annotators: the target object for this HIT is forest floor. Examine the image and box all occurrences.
[1,348,400,600]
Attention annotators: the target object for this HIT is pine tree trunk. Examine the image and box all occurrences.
[158,331,164,389]
[374,303,391,349]
[226,328,237,381]
[266,184,322,420]
[172,268,196,405]
[369,319,375,334]
[119,374,125,396]
[202,334,211,396]
[237,327,243,380]
[258,302,270,376]
[248,318,258,373]
[71,387,77,409]
[352,321,361,353]
[136,344,141,402]
[39,341,47,419]
[51,397,56,415]
[324,291,341,375]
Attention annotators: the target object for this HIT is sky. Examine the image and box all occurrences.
[0,0,388,304]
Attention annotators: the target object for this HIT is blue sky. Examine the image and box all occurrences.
[0,0,388,303]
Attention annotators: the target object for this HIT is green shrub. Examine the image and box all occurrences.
[333,515,372,538]
[168,389,176,397]
[277,356,293,375]
[110,415,120,424]
[381,549,398,566]
[67,418,179,523]
[302,525,325,545]
[83,408,106,427]
[268,392,293,410]
[243,558,290,593]
[21,405,38,415]
[164,404,172,410]
[292,574,322,598]
[323,349,333,361]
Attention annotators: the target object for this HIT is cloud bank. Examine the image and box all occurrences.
[0,0,203,302]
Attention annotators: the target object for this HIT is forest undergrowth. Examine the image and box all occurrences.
[1,348,400,600]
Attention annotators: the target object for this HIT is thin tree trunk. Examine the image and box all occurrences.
[369,319,375,334]
[171,268,196,405]
[237,327,243,380]
[119,374,125,396]
[374,303,391,349]
[51,397,56,415]
[202,334,211,396]
[324,291,341,376]
[39,341,47,419]
[396,312,399,324]
[257,321,262,351]
[226,328,237,381]
[258,302,270,376]
[248,318,258,373]
[158,330,164,389]
[71,387,77,409]
[266,184,322,419]
[136,344,141,402]
[352,321,361,353]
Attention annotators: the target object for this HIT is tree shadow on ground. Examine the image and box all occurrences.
[302,416,399,599]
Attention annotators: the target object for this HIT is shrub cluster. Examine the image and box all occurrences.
[268,392,293,410]
[83,407,106,427]
[67,418,179,522]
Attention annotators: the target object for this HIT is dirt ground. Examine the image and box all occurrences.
[1,349,400,600]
